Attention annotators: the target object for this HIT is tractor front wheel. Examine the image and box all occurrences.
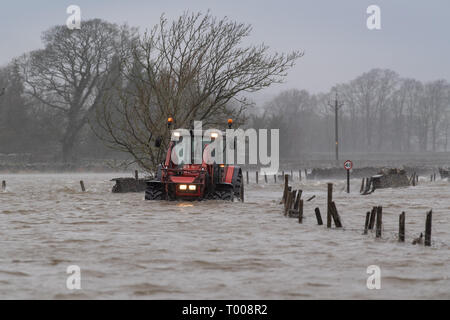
[233,170,244,202]
[145,183,164,200]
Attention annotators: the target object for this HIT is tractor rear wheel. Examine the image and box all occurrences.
[145,183,164,200]
[233,170,243,201]
[212,190,234,201]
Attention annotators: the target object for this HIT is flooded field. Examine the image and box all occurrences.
[0,173,449,299]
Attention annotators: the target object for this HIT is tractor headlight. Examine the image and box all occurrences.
[188,185,196,191]
[179,184,187,190]
[210,132,219,139]
[172,131,181,138]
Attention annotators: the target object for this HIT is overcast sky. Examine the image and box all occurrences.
[1,0,449,100]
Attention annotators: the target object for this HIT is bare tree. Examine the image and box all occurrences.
[96,12,303,171]
[19,19,137,162]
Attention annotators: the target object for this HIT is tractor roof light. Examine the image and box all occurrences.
[167,117,173,128]
[227,118,233,129]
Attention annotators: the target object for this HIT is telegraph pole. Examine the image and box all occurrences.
[328,91,344,162]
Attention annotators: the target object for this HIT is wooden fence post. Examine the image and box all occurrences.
[293,191,300,210]
[425,210,432,246]
[363,211,370,235]
[246,171,249,184]
[375,206,382,238]
[327,183,333,228]
[282,175,289,204]
[315,207,323,225]
[290,170,293,181]
[264,173,268,183]
[298,199,304,223]
[256,171,259,184]
[80,180,86,192]
[399,212,405,242]
[1,180,5,191]
[304,169,308,180]
[135,170,139,180]
[274,174,277,183]
[299,170,302,181]
[360,178,365,194]
[368,207,377,230]
[330,201,342,228]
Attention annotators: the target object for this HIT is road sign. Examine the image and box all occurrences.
[344,160,353,193]
[344,160,353,171]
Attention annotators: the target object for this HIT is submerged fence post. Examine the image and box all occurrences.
[264,173,268,183]
[363,211,370,235]
[282,174,289,204]
[285,190,295,216]
[399,211,405,242]
[376,206,383,238]
[1,180,6,191]
[274,174,277,183]
[256,171,259,184]
[80,180,86,192]
[315,207,323,225]
[425,210,432,246]
[368,207,377,230]
[298,199,304,224]
[327,183,333,228]
[330,201,342,228]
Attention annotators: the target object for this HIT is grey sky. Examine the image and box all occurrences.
[1,0,449,98]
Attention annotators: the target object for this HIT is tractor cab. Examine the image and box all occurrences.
[145,118,243,201]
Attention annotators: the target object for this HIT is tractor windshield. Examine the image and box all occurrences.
[172,136,212,165]
[172,133,226,165]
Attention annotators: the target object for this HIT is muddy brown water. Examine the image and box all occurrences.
[0,173,449,299]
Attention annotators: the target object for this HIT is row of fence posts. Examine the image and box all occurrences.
[246,169,308,184]
[281,175,433,246]
[5,170,141,193]
[281,175,342,228]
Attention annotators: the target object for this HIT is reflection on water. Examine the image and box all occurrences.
[0,173,449,299]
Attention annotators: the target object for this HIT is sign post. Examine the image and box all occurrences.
[344,160,353,193]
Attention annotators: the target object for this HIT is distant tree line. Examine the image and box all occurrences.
[251,69,450,159]
[0,14,449,167]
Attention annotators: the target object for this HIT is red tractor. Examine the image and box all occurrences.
[145,118,244,201]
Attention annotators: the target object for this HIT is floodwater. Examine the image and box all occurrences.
[0,173,448,299]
